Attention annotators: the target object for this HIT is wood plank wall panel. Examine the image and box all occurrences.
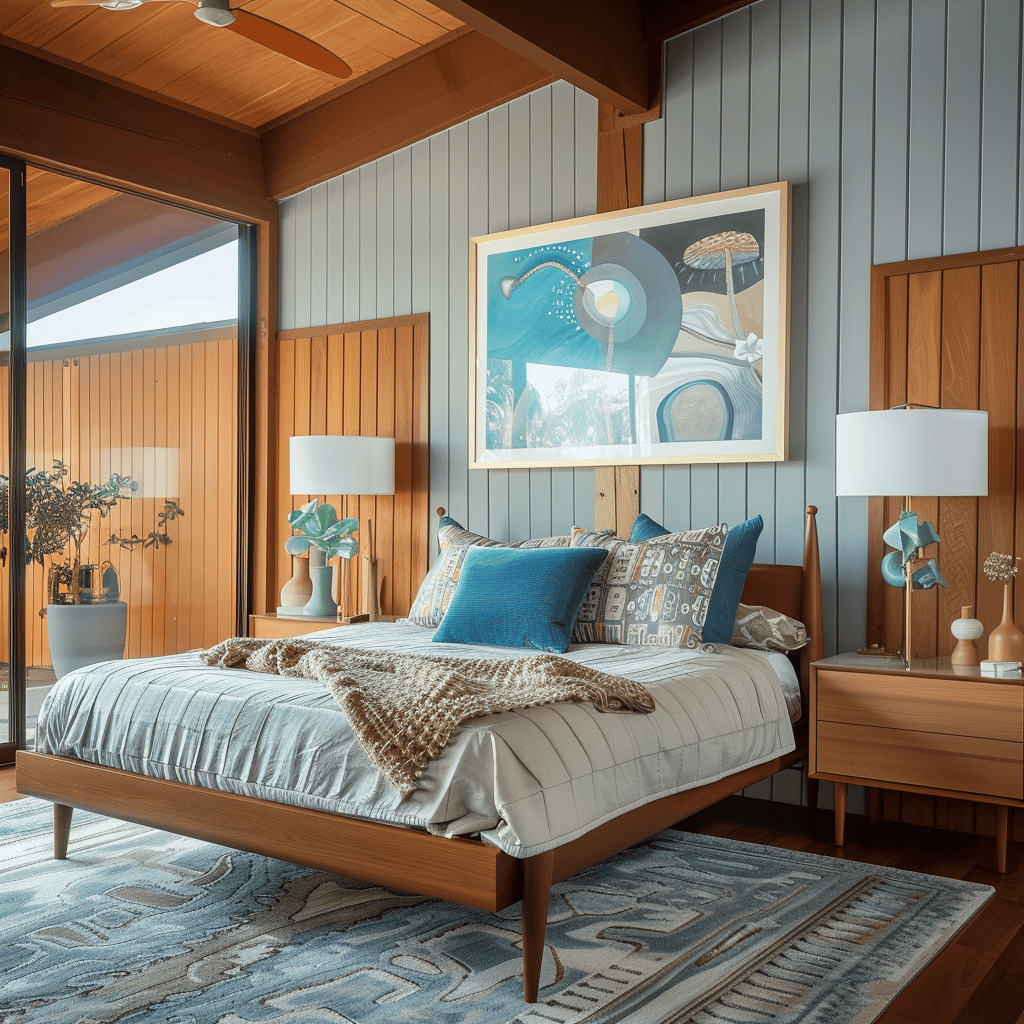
[870,247,1024,841]
[277,3,1024,824]
[269,316,429,618]
[0,333,237,667]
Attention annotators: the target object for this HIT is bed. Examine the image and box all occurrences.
[15,505,823,1003]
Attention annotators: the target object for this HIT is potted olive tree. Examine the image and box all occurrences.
[0,461,184,678]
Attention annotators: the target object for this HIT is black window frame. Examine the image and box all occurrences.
[0,164,256,764]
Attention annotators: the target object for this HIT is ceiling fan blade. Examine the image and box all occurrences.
[51,0,182,7]
[225,10,351,80]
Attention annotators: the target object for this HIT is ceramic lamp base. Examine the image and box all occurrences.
[304,564,338,617]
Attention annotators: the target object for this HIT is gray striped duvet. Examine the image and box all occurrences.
[34,621,798,858]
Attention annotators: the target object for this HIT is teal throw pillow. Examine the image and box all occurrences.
[407,517,571,628]
[431,546,609,653]
[628,513,764,645]
[629,512,671,543]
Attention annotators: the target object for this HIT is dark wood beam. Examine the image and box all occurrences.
[429,0,650,114]
[262,30,555,200]
[0,41,275,225]
[642,0,761,44]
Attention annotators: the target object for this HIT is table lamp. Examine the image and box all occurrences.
[289,435,396,620]
[835,406,988,668]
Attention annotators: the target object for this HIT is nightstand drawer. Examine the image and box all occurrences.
[249,615,341,639]
[816,720,1024,799]
[816,670,1023,742]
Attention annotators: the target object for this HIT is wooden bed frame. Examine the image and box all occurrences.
[16,505,823,1003]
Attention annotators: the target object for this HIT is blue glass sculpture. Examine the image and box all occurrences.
[880,510,948,591]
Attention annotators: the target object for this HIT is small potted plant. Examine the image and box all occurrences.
[0,460,184,677]
[285,499,358,616]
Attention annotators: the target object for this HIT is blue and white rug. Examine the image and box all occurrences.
[0,797,992,1024]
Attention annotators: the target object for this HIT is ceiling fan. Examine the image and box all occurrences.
[49,0,353,79]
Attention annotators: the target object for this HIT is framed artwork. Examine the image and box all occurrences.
[469,182,791,469]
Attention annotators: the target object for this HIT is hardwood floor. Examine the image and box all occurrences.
[1,768,1021,1021]
[0,765,22,803]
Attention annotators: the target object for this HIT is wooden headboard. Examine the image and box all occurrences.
[742,505,823,704]
[868,246,1024,657]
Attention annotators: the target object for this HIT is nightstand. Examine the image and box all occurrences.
[249,613,401,639]
[249,613,345,639]
[810,654,1024,873]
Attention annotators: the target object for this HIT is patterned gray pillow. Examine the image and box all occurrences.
[569,524,727,647]
[731,603,809,652]
[407,518,570,628]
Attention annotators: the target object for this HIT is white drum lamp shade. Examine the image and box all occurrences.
[289,435,396,496]
[835,408,988,498]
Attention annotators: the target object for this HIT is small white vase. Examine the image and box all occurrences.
[950,604,983,666]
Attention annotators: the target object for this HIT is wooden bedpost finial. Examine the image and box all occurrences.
[436,507,446,518]
[802,504,825,685]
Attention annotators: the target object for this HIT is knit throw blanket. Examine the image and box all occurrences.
[199,637,656,796]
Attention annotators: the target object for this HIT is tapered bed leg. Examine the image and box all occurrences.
[806,776,819,811]
[995,805,1008,874]
[521,850,554,1003]
[54,804,72,860]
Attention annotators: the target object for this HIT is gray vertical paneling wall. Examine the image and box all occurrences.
[279,0,1024,676]
[279,81,601,545]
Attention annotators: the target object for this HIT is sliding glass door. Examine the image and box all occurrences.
[1,162,253,757]
[0,156,26,763]
[0,163,10,755]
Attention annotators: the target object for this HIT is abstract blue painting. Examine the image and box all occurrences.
[470,182,791,468]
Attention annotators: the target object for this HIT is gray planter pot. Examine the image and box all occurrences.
[47,601,128,680]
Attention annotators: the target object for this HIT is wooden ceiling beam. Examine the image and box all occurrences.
[0,42,275,224]
[262,30,556,200]
[642,0,762,44]
[427,0,650,114]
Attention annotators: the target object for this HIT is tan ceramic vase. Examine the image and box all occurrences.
[950,604,983,666]
[279,554,312,610]
[987,583,1024,663]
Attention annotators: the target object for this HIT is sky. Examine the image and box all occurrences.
[26,241,239,348]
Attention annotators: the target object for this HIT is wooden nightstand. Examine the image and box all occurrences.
[249,613,401,639]
[810,654,1024,873]
[249,613,346,639]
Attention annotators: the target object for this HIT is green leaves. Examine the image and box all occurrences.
[0,460,185,577]
[285,499,359,560]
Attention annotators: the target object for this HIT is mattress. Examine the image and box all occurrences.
[35,621,799,858]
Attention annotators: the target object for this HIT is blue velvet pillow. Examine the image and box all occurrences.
[628,513,764,644]
[629,512,671,543]
[431,546,609,653]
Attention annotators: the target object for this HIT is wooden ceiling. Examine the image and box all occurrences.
[0,0,760,212]
[0,167,117,251]
[0,0,463,130]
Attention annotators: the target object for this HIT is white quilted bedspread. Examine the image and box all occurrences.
[35,621,797,858]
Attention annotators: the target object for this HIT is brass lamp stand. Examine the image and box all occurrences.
[900,496,920,669]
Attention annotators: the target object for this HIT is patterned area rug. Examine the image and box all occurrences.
[0,797,992,1024]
